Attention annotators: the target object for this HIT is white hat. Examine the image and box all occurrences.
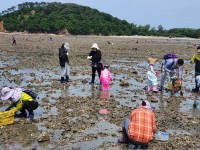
[1,87,22,102]
[1,87,14,101]
[64,42,70,50]
[91,43,99,50]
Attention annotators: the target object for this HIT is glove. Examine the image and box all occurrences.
[66,52,69,56]
[87,56,92,59]
[190,60,193,64]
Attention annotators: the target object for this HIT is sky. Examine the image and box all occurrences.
[0,0,199,30]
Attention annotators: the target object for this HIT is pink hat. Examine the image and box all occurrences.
[1,87,22,102]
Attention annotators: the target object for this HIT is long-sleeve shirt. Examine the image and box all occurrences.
[191,53,200,75]
[128,107,156,143]
[10,92,33,113]
[100,68,112,85]
[163,58,182,78]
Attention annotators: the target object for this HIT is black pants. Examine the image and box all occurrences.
[20,101,38,116]
[91,66,102,83]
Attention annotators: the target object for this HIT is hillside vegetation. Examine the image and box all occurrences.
[0,2,200,38]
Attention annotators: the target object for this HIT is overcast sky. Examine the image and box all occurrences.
[0,0,199,30]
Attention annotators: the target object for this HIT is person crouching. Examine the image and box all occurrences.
[118,100,156,149]
[1,87,38,119]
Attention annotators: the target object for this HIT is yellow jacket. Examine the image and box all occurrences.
[191,53,200,64]
[191,53,200,74]
[10,92,33,113]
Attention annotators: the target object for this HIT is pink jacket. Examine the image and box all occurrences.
[100,68,112,85]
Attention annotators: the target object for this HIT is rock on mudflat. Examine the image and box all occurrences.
[37,132,50,142]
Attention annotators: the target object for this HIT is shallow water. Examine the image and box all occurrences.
[1,57,200,149]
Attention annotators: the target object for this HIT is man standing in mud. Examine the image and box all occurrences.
[159,53,184,91]
[190,46,200,92]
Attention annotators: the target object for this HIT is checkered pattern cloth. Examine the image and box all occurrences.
[128,107,156,143]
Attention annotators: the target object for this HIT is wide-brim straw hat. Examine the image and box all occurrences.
[91,43,99,50]
[1,87,14,101]
[1,87,22,102]
[147,57,157,64]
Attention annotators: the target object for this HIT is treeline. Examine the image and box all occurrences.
[0,2,200,38]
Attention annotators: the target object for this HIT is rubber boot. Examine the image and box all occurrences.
[27,110,34,119]
[118,127,129,144]
[192,82,199,93]
[153,85,158,93]
[147,85,151,92]
[65,75,69,82]
[159,86,163,91]
[60,77,65,83]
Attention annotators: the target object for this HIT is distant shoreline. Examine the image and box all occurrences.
[0,32,199,41]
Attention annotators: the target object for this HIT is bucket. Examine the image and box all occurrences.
[196,99,200,109]
[0,110,15,126]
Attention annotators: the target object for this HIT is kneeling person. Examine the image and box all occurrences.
[118,100,156,149]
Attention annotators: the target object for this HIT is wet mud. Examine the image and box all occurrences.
[0,33,200,149]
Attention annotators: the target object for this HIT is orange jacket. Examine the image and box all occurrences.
[128,107,156,143]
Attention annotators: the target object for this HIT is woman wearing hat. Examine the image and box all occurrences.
[59,42,70,83]
[147,57,158,93]
[87,43,103,84]
[1,87,38,119]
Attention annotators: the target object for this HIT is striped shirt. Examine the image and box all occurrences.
[128,107,156,143]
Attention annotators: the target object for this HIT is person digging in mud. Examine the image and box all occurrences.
[190,46,200,92]
[147,57,158,93]
[159,53,184,91]
[1,87,38,119]
[87,43,103,84]
[59,42,70,83]
[118,100,156,149]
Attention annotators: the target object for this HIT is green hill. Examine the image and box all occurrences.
[0,2,134,35]
[0,2,200,38]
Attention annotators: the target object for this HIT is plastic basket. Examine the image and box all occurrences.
[0,110,15,126]
[155,132,169,141]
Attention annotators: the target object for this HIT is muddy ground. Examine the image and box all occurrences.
[0,33,200,150]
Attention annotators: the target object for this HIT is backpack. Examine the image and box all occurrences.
[22,89,38,99]
[163,53,178,60]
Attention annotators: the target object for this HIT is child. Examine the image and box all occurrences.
[147,57,158,93]
[191,46,200,92]
[100,65,112,91]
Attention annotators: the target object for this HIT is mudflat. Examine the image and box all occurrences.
[0,33,200,149]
